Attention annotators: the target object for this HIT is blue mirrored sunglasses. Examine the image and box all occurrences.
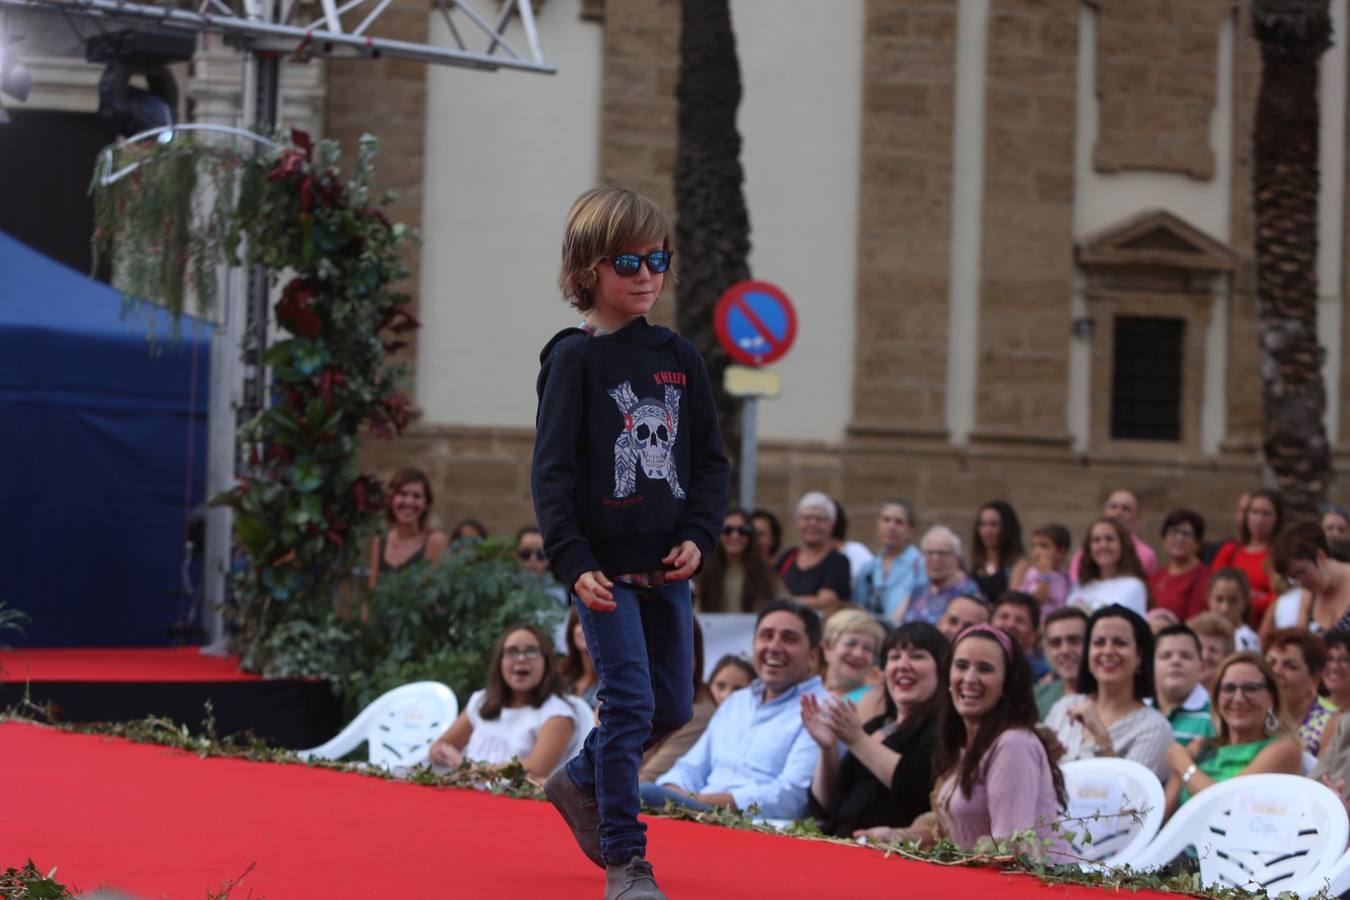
[608,251,672,277]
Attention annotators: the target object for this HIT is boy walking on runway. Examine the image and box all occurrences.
[533,187,729,899]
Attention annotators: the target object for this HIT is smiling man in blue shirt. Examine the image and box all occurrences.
[641,600,825,820]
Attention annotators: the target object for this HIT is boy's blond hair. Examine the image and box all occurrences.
[559,187,671,312]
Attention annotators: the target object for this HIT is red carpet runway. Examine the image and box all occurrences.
[0,647,258,682]
[0,721,1171,899]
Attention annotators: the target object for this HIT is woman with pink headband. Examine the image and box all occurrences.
[888,623,1068,859]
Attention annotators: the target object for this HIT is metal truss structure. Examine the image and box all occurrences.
[0,0,556,74]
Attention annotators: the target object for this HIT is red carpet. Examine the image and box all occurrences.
[0,648,258,682]
[0,722,1174,899]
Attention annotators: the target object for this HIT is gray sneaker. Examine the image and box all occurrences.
[605,857,665,900]
[544,767,604,868]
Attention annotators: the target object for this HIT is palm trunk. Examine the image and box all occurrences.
[1252,0,1333,518]
[675,0,751,502]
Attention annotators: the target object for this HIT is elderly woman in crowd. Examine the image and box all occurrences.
[969,500,1029,603]
[806,623,948,839]
[1066,518,1149,615]
[775,492,853,614]
[887,624,1068,860]
[1044,605,1172,780]
[1163,651,1302,817]
[367,467,449,589]
[1266,628,1335,757]
[855,499,927,620]
[696,508,781,613]
[1150,509,1210,621]
[1213,489,1283,626]
[1321,630,1350,712]
[899,526,984,626]
[819,609,885,703]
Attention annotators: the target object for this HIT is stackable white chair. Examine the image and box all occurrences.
[1060,758,1166,869]
[1128,774,1348,895]
[1289,847,1350,899]
[297,681,458,770]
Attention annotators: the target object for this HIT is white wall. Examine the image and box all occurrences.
[732,0,863,444]
[415,0,602,427]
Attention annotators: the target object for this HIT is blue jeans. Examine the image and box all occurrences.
[565,580,694,865]
[638,781,711,813]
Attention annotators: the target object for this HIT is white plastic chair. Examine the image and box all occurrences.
[1060,758,1166,868]
[1128,774,1348,894]
[1289,847,1350,899]
[297,681,458,770]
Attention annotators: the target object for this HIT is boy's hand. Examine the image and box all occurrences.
[662,541,701,581]
[574,570,616,611]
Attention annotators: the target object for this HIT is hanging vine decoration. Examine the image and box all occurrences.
[90,129,420,660]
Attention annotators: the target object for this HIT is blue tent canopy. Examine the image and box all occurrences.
[0,231,212,646]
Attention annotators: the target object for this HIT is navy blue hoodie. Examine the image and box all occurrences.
[531,317,730,593]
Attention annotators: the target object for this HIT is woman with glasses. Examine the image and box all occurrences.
[819,609,885,702]
[366,467,449,589]
[428,623,576,778]
[1270,521,1350,637]
[897,526,985,626]
[1321,630,1350,711]
[1150,509,1210,621]
[516,526,567,604]
[694,508,781,613]
[1162,652,1302,817]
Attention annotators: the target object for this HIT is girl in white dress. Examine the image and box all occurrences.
[428,623,576,778]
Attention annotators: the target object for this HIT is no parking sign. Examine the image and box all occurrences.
[713,280,797,368]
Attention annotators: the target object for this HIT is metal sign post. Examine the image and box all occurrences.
[713,281,797,512]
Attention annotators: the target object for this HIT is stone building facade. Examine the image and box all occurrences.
[10,0,1350,552]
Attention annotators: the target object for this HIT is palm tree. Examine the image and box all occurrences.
[1251,0,1333,518]
[674,0,751,497]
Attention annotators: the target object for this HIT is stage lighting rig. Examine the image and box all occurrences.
[0,30,32,125]
[85,26,195,137]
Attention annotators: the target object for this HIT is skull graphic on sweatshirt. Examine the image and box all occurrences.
[606,381,685,500]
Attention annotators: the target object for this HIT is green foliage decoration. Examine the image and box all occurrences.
[0,861,75,900]
[247,539,565,714]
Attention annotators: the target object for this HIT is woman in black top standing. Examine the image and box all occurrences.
[367,467,449,589]
[776,492,853,615]
[970,500,1028,602]
[802,622,948,838]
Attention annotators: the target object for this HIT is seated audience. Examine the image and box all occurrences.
[991,592,1050,681]
[775,493,852,615]
[891,625,1068,860]
[1070,488,1158,579]
[1270,520,1350,635]
[1266,628,1335,756]
[640,624,716,782]
[516,526,566,604]
[901,526,985,626]
[1163,652,1302,817]
[1146,608,1180,635]
[970,501,1030,604]
[1066,518,1148,615]
[1044,605,1172,780]
[1152,624,1216,743]
[706,655,755,706]
[450,517,489,543]
[751,508,783,563]
[1186,611,1236,691]
[1017,524,1072,615]
[1323,505,1350,542]
[1150,509,1210,621]
[820,609,885,702]
[643,601,825,819]
[367,468,449,589]
[696,508,781,613]
[1036,607,1089,717]
[831,498,874,585]
[1322,630,1350,712]
[1213,489,1283,626]
[428,623,575,778]
[805,622,947,839]
[937,595,991,643]
[1312,703,1350,804]
[855,499,927,620]
[1206,568,1261,651]
[1202,491,1250,566]
[559,607,600,708]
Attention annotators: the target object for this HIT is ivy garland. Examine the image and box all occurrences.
[91,130,418,661]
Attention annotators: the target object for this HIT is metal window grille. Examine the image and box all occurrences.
[1110,316,1184,442]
